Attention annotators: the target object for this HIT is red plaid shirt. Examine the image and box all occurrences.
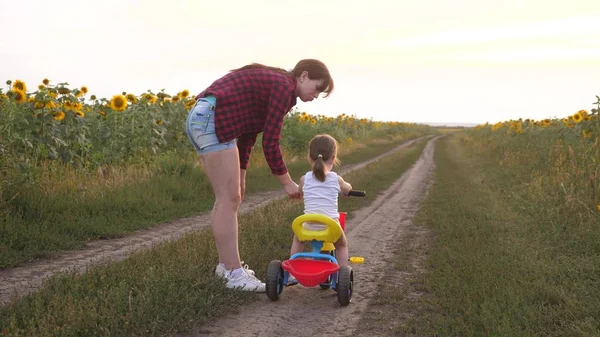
[196,68,297,175]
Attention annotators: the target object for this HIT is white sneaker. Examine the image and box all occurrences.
[215,261,256,278]
[226,268,266,292]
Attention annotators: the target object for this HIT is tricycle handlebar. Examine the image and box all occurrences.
[346,190,366,197]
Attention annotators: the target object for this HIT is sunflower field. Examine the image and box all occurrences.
[464,96,600,215]
[0,78,429,175]
[0,78,434,201]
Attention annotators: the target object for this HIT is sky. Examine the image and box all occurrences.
[1,0,599,125]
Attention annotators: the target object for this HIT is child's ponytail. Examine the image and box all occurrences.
[312,154,326,182]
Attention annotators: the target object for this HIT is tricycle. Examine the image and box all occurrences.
[265,190,366,306]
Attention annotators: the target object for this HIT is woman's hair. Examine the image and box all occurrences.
[231,59,334,97]
[308,134,340,182]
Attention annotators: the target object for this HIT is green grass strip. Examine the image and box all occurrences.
[405,134,600,337]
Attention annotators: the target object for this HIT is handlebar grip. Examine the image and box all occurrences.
[347,190,366,197]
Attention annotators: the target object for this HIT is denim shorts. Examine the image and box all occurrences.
[185,99,236,154]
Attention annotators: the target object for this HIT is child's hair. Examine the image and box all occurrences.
[308,134,340,182]
[231,59,334,97]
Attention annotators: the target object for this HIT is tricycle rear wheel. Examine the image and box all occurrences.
[337,265,353,306]
[266,260,284,301]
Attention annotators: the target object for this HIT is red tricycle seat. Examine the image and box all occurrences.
[282,259,340,287]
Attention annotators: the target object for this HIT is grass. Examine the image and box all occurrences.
[395,133,600,336]
[0,133,431,269]
[0,138,430,336]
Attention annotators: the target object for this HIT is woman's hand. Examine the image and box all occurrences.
[277,172,302,199]
[282,180,302,199]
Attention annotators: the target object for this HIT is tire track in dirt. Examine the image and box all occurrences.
[0,137,429,306]
[178,136,439,337]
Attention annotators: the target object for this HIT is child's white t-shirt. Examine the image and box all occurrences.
[302,171,341,231]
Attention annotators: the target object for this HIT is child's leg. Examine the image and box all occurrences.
[334,232,349,267]
[290,235,304,257]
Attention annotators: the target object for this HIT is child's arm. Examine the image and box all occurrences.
[338,175,352,195]
[299,175,305,193]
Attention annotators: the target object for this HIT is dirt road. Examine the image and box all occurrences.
[178,136,439,337]
[0,137,429,306]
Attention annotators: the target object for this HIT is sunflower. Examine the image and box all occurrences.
[34,101,45,109]
[74,110,85,118]
[45,101,56,109]
[42,78,50,85]
[156,119,164,125]
[582,130,592,139]
[126,93,138,104]
[90,95,97,100]
[171,95,180,103]
[11,89,26,103]
[12,80,26,92]
[38,84,45,90]
[310,118,316,125]
[180,89,190,98]
[80,86,88,94]
[142,93,157,104]
[53,111,65,121]
[572,112,583,123]
[57,87,71,95]
[184,99,196,110]
[109,94,127,111]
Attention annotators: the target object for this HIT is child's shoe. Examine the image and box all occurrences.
[287,274,299,286]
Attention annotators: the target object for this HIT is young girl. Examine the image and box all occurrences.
[289,134,353,276]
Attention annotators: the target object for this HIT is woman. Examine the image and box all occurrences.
[185,59,334,292]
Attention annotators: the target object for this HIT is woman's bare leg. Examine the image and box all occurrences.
[199,147,242,270]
